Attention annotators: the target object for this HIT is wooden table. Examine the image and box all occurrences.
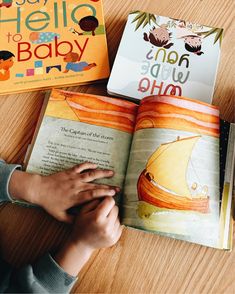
[0,0,234,293]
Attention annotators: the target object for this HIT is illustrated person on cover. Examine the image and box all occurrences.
[0,160,122,293]
[143,25,174,49]
[177,27,204,55]
[63,52,97,73]
[77,15,99,36]
[183,35,204,55]
[0,51,15,81]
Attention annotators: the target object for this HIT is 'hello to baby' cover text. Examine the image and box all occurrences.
[0,0,110,95]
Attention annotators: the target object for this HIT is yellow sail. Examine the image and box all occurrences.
[146,136,200,197]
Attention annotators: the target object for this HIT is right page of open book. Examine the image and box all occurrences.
[122,95,221,248]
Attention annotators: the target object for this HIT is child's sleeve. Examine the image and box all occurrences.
[0,159,21,203]
[0,253,77,293]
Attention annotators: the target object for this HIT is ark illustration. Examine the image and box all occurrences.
[137,135,209,213]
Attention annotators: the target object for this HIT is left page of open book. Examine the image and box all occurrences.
[26,89,138,203]
[122,95,221,248]
[0,0,109,95]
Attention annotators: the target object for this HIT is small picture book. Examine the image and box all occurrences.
[25,89,235,250]
[107,11,223,103]
[0,0,109,95]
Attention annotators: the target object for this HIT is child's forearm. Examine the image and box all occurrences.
[54,239,94,276]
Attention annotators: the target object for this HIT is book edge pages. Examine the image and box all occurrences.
[219,123,235,249]
[23,91,51,170]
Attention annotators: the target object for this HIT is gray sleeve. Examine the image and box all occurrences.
[1,253,77,293]
[0,160,77,292]
[0,159,21,203]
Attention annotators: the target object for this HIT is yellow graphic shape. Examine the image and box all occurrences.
[45,100,79,121]
[146,136,200,197]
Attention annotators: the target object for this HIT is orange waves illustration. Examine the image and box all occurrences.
[135,95,220,137]
[49,89,138,133]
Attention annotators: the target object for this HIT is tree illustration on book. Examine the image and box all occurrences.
[197,28,223,46]
[130,11,160,31]
[130,11,223,47]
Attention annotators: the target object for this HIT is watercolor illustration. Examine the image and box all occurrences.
[137,135,210,214]
[121,95,220,246]
[46,89,138,133]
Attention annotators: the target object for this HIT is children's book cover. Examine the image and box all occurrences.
[0,0,110,95]
[107,11,223,103]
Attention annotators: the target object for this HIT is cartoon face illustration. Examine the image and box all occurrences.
[79,16,99,36]
[143,26,174,49]
[183,35,204,55]
[0,50,15,81]
[63,52,79,63]
[0,55,14,70]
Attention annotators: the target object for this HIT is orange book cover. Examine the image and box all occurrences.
[0,0,110,95]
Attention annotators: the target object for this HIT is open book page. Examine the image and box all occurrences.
[219,123,235,250]
[122,95,221,248]
[26,89,138,202]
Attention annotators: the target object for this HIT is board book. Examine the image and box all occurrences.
[107,11,223,103]
[0,0,109,95]
[25,89,235,250]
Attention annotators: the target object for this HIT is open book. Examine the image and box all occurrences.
[26,89,235,249]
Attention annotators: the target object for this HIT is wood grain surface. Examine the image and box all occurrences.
[0,0,234,293]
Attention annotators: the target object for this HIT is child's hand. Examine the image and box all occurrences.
[70,196,122,250]
[9,162,119,223]
[54,197,122,276]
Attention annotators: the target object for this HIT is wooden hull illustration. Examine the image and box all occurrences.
[137,171,209,213]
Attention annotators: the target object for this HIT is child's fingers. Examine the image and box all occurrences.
[72,162,97,174]
[113,219,122,236]
[80,169,114,183]
[95,197,115,219]
[81,183,120,193]
[107,205,119,224]
[75,188,116,205]
[57,212,74,224]
[115,225,123,241]
[81,199,101,213]
[89,183,120,192]
[68,200,101,215]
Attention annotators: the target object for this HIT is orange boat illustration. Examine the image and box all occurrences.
[137,135,210,213]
